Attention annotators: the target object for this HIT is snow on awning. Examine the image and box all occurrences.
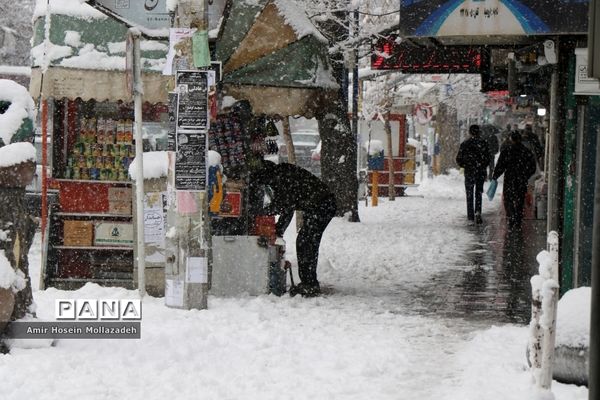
[29,67,173,103]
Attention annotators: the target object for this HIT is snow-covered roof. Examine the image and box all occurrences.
[0,80,35,145]
[33,0,107,20]
[31,2,168,72]
[272,0,327,43]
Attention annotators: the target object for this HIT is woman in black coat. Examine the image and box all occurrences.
[492,131,537,229]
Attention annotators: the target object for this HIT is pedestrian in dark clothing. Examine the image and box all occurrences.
[522,125,544,171]
[492,131,537,229]
[482,125,500,180]
[456,124,491,224]
[249,159,336,297]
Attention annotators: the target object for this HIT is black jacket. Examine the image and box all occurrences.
[456,136,491,176]
[492,142,536,188]
[249,160,335,236]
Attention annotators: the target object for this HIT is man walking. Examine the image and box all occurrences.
[492,131,537,229]
[456,124,491,224]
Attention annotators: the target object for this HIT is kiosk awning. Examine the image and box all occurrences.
[30,67,173,104]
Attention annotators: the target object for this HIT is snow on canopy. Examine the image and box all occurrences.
[0,79,35,145]
[31,0,167,72]
[128,151,169,181]
[272,0,327,43]
[33,0,107,21]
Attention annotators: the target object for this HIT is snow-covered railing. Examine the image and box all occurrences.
[529,231,560,395]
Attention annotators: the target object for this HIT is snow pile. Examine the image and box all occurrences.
[208,150,221,167]
[363,139,384,155]
[129,151,169,181]
[33,0,107,20]
[0,250,26,292]
[59,45,126,71]
[63,31,82,48]
[30,42,73,67]
[0,79,36,145]
[416,169,466,200]
[556,287,590,348]
[0,142,37,168]
[273,0,328,43]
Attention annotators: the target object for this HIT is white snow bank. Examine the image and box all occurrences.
[31,42,73,67]
[0,250,26,292]
[0,80,36,145]
[0,66,32,77]
[417,169,466,200]
[128,151,169,181]
[0,142,36,168]
[208,150,221,167]
[59,46,126,71]
[4,314,54,350]
[363,139,384,155]
[33,0,107,20]
[556,287,590,348]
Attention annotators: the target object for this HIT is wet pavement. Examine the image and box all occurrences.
[405,206,548,325]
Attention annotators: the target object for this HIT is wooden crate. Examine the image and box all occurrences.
[63,220,93,246]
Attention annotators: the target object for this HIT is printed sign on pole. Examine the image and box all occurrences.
[174,70,209,191]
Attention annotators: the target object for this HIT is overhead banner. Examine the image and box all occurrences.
[400,0,589,37]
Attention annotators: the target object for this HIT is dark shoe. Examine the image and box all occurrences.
[289,282,321,297]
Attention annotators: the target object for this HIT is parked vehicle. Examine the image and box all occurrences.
[277,129,320,175]
[310,140,321,176]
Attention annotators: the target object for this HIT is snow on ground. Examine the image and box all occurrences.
[7,172,587,400]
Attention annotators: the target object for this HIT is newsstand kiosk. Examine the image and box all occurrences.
[40,98,168,290]
[207,101,287,297]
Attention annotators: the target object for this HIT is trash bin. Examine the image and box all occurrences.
[368,150,384,170]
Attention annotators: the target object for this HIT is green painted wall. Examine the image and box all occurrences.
[578,95,600,287]
[561,54,578,295]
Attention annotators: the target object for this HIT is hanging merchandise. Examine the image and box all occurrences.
[265,119,279,137]
[208,113,246,174]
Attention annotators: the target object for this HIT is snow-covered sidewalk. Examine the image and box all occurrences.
[1,172,588,400]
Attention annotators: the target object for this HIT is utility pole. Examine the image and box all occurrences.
[164,0,210,310]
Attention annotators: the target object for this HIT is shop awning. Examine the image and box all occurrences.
[30,67,173,104]
[217,0,338,117]
[29,8,171,103]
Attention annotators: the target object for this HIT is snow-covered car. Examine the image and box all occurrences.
[277,129,320,174]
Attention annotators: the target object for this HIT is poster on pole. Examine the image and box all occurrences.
[167,92,177,151]
[174,70,209,191]
[175,131,207,191]
[176,70,209,132]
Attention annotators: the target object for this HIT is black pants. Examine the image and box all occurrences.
[464,172,485,220]
[503,183,528,228]
[296,198,336,285]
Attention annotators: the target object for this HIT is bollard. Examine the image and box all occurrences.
[539,231,560,390]
[530,231,560,392]
[372,170,379,207]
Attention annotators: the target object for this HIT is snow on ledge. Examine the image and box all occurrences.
[33,0,107,20]
[0,142,36,168]
[128,151,169,181]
